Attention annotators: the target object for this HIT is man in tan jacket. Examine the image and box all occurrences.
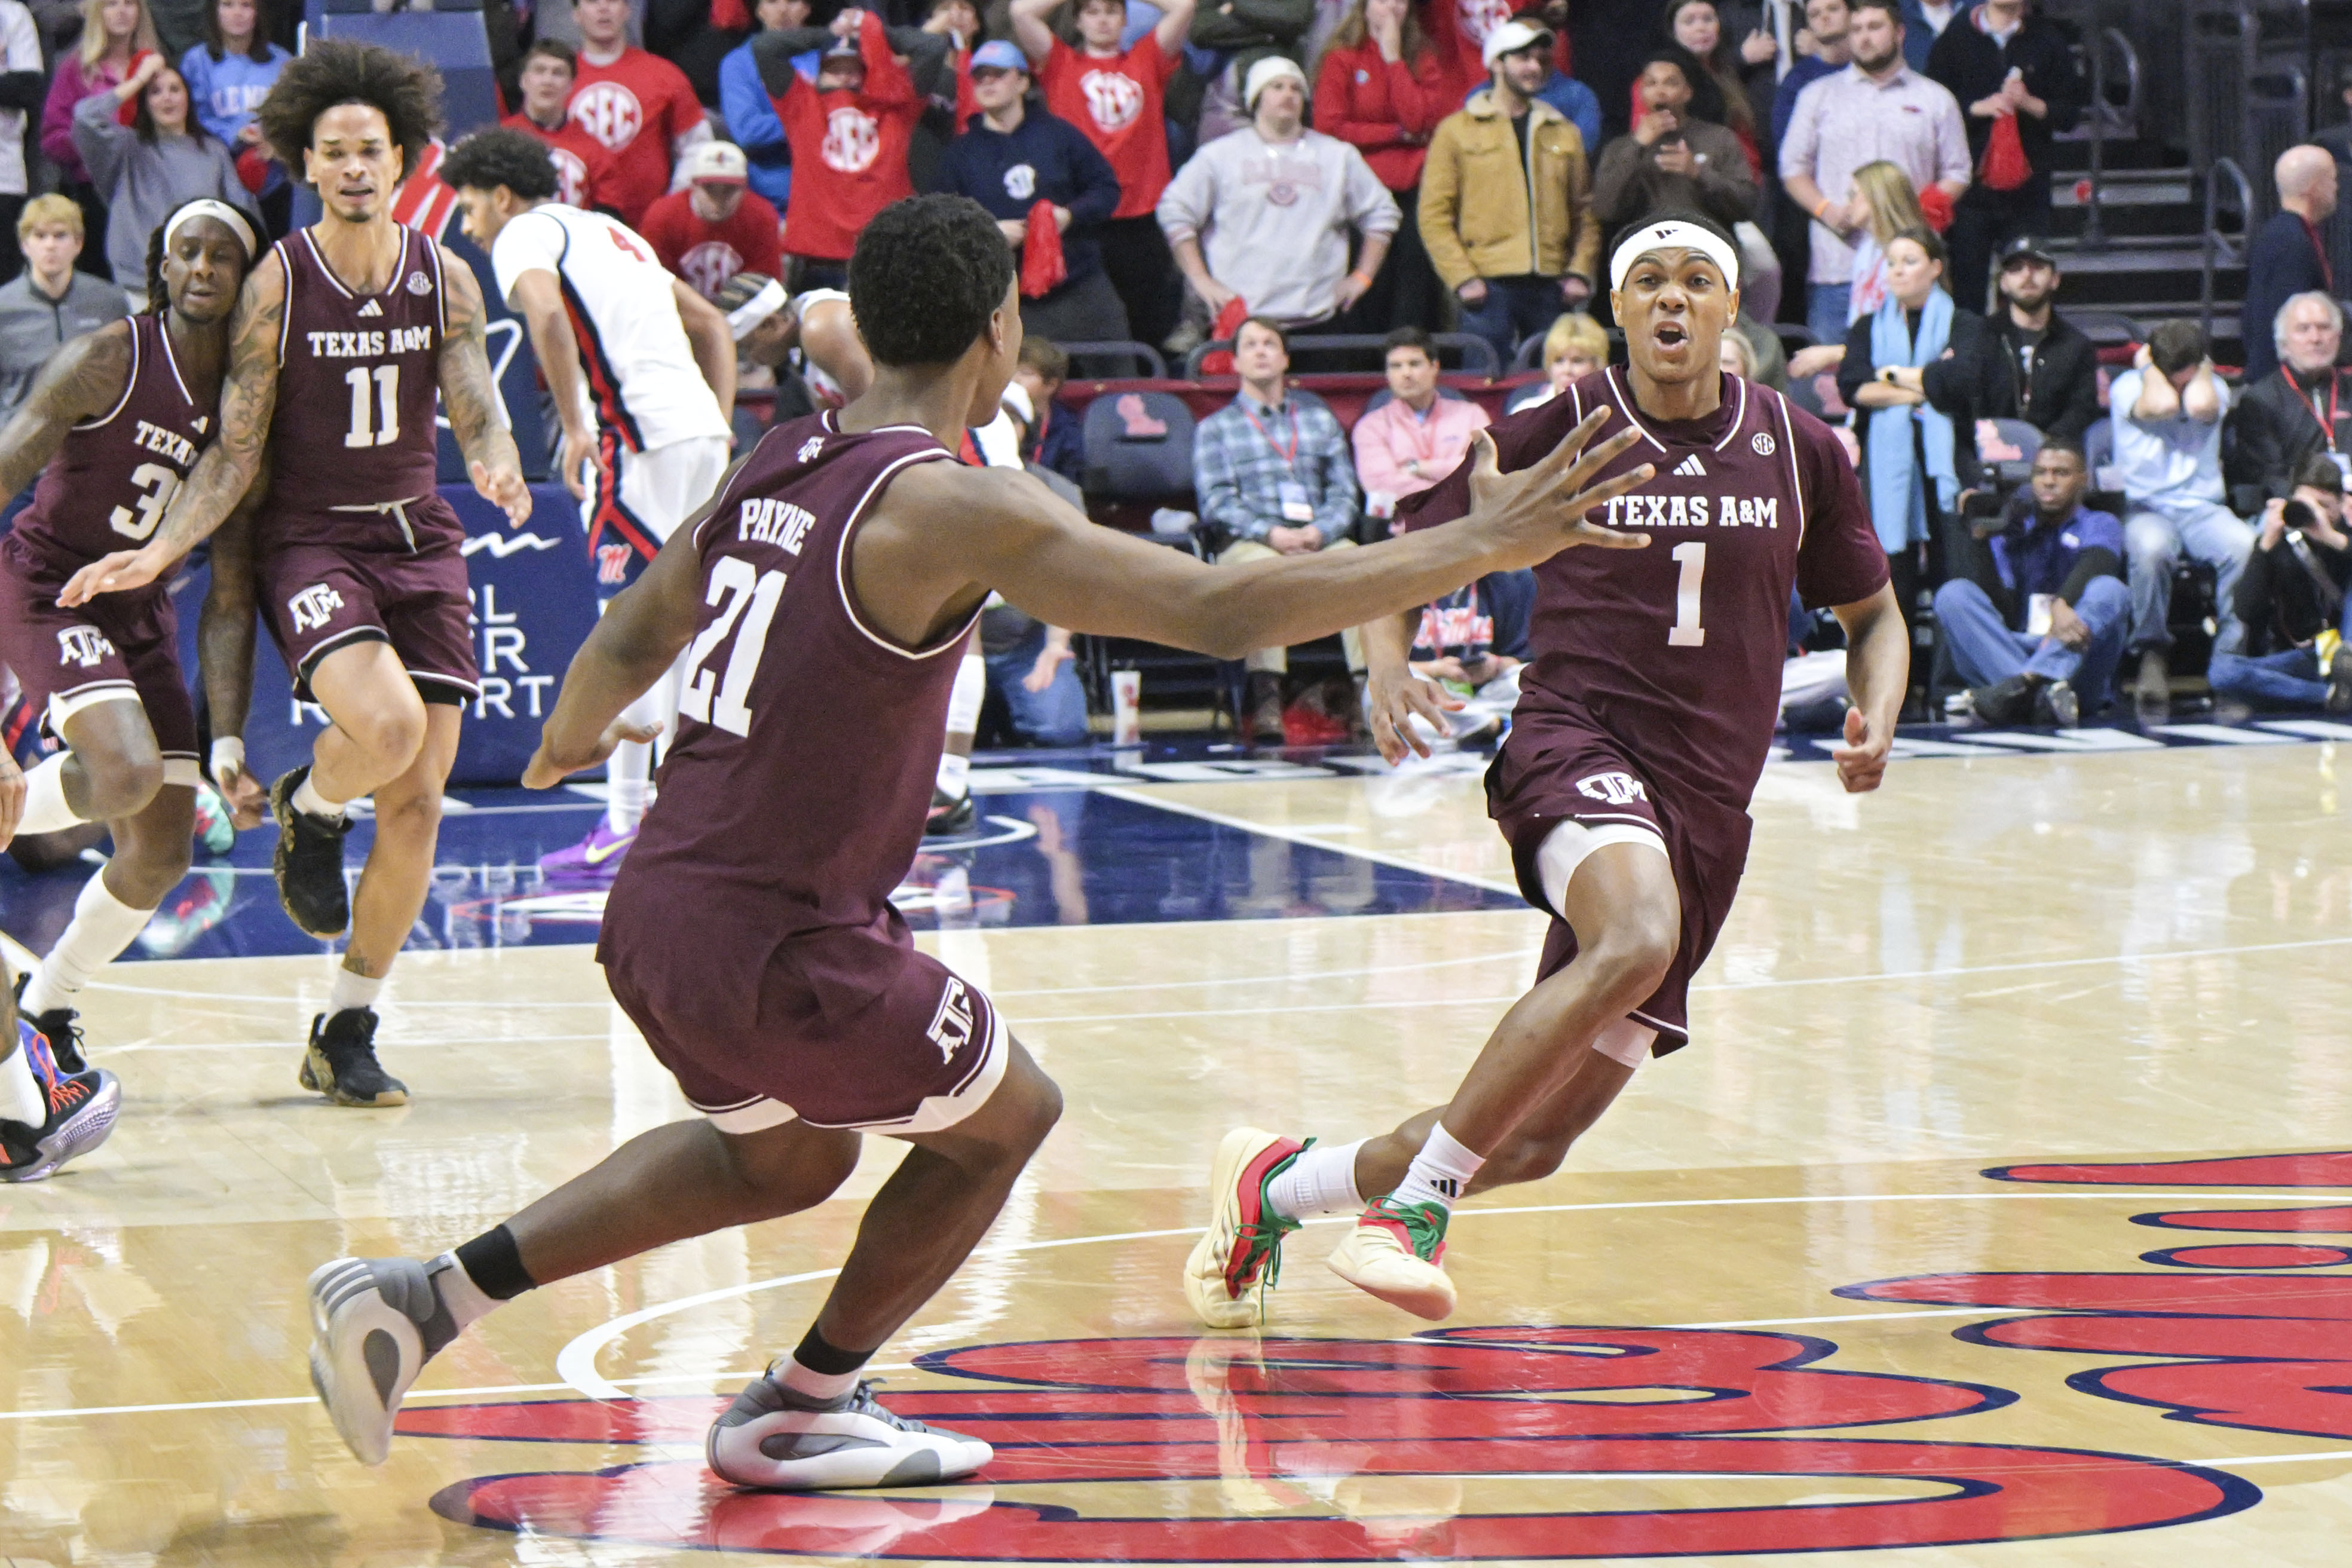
[1419,17,1602,366]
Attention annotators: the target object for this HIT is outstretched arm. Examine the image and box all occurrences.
[438,249,531,526]
[57,255,286,606]
[0,321,133,500]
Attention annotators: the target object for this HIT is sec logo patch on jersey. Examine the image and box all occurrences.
[1752,431,1777,456]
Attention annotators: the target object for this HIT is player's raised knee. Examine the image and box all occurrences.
[1584,906,1680,1004]
[344,700,429,776]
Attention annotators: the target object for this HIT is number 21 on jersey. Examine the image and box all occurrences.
[680,556,786,737]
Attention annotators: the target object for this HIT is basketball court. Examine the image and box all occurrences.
[2,718,2348,1564]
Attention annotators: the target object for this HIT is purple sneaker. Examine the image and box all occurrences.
[538,820,639,880]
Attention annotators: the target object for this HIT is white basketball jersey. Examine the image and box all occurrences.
[489,203,729,455]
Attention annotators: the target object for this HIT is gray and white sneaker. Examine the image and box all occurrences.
[706,1370,992,1490]
[306,1256,458,1465]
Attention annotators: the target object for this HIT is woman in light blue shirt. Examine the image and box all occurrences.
[179,0,287,233]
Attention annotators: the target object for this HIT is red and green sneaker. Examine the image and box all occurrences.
[1327,1195,1455,1320]
[1183,1128,1309,1328]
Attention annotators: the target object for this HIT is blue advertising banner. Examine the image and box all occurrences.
[174,481,598,788]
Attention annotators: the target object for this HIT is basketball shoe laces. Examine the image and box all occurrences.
[1363,1195,1448,1262]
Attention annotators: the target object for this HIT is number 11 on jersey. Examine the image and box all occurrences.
[1668,541,1706,647]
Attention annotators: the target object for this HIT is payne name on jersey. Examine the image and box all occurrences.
[1600,492,1783,529]
[304,327,434,359]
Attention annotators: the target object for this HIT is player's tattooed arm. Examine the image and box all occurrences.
[54,254,284,607]
[520,461,746,788]
[0,322,134,501]
[198,471,269,827]
[437,249,532,528]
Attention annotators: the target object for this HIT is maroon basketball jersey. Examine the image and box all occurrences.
[1397,370,1887,810]
[4,314,216,582]
[598,411,966,966]
[266,225,450,540]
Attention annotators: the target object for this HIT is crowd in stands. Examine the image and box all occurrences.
[0,0,2348,744]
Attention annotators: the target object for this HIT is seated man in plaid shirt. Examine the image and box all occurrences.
[1193,317,1364,739]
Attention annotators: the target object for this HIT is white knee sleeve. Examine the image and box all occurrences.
[1533,817,1669,920]
[1590,1017,1656,1069]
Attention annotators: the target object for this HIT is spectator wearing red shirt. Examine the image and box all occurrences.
[923,0,981,127]
[1315,0,1451,330]
[564,0,712,227]
[757,7,945,284]
[1010,0,1195,348]
[641,140,783,299]
[502,39,619,212]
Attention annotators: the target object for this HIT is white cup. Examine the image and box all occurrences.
[1111,669,1142,744]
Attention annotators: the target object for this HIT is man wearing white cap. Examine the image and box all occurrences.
[1420,16,1601,366]
[1155,54,1400,330]
[640,141,785,302]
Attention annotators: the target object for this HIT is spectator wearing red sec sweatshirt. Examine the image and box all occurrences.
[757,7,946,283]
[565,0,711,227]
[641,140,783,299]
[502,39,619,212]
[1010,0,1194,348]
[1315,0,1451,330]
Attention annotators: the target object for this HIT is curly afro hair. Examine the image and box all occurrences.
[847,195,1016,368]
[257,39,443,184]
[439,127,560,204]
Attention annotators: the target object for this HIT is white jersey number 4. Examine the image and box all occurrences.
[1668,541,1706,647]
[681,555,786,736]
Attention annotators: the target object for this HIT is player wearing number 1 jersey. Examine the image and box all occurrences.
[60,42,532,1109]
[0,202,256,1114]
[1185,211,1912,1327]
[296,194,1660,1490]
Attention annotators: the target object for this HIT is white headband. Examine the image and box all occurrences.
[727,277,788,341]
[1609,220,1740,293]
[163,199,257,262]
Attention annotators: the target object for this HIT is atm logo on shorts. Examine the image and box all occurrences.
[289,584,346,635]
[1576,771,1648,806]
[55,626,114,668]
[927,976,975,1062]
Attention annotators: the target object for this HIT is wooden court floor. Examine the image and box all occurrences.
[1,740,2348,1566]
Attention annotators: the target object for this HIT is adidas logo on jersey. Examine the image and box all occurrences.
[1672,454,1707,477]
[356,298,382,317]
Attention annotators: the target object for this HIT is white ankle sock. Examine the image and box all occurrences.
[22,873,154,1016]
[16,754,87,837]
[935,751,971,795]
[328,967,382,1015]
[1390,1123,1484,1213]
[0,1041,45,1125]
[1265,1138,1365,1222]
[606,687,661,834]
[291,773,347,822]
[427,1251,500,1332]
[777,1353,860,1402]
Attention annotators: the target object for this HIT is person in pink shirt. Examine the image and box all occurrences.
[1353,326,1490,519]
[43,0,163,275]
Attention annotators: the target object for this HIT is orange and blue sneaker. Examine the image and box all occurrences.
[538,819,638,881]
[1184,1128,1308,1328]
[0,1018,121,1183]
[1327,1195,1456,1321]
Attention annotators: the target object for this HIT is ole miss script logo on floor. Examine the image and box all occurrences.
[414,1152,2352,1558]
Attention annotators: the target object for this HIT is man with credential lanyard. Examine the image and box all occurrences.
[2228,290,2352,504]
[1192,313,1365,740]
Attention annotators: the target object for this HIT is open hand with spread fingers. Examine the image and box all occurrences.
[1460,413,1656,572]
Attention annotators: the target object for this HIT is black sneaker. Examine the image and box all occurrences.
[299,1008,408,1107]
[2034,678,2080,729]
[1966,675,2036,726]
[0,1021,120,1182]
[10,973,85,1074]
[924,786,976,838]
[270,767,353,938]
[2328,642,2352,716]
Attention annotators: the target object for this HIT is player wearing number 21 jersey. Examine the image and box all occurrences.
[1187,213,1911,1330]
[56,41,534,1111]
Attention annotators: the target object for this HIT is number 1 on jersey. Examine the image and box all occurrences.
[344,365,399,448]
[1668,541,1706,647]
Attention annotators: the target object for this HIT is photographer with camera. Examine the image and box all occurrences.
[2208,454,2352,713]
[1931,436,2129,726]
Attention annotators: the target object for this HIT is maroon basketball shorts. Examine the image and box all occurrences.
[602,914,1010,1135]
[1486,706,1755,1054]
[0,549,198,777]
[256,500,477,705]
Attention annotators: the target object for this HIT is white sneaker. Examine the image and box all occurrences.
[706,1371,992,1490]
[1326,1197,1457,1321]
[1181,1126,1307,1330]
[307,1257,454,1464]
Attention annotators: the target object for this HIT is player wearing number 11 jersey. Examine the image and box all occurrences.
[58,42,533,1108]
[1186,212,1913,1327]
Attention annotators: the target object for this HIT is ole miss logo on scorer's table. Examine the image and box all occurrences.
[411,1150,2352,1560]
